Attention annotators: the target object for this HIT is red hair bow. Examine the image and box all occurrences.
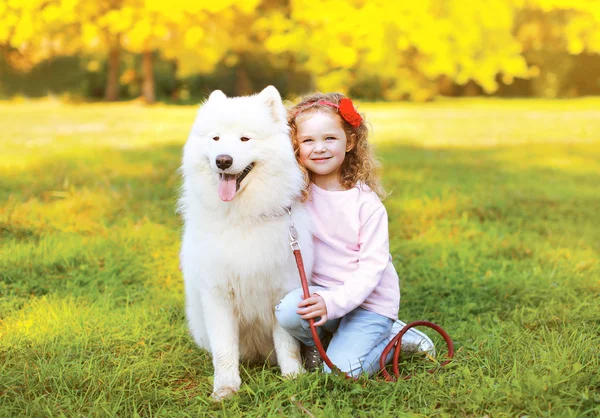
[338,98,362,127]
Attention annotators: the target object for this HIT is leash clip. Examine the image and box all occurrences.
[286,207,301,251]
[289,227,301,251]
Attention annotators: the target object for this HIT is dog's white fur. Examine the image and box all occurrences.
[179,86,313,400]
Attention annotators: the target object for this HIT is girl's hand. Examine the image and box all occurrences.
[297,294,328,326]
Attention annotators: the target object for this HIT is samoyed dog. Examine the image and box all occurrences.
[179,86,313,400]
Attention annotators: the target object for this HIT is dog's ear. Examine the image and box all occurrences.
[258,85,286,123]
[207,90,227,103]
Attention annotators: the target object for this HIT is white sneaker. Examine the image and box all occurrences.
[389,319,436,357]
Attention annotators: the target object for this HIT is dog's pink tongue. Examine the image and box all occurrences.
[218,175,236,202]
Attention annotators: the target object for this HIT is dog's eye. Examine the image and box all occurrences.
[240,136,250,142]
[213,136,220,141]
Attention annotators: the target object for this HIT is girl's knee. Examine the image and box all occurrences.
[275,289,303,330]
[275,286,326,332]
[275,306,300,331]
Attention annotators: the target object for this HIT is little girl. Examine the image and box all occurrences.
[275,92,403,377]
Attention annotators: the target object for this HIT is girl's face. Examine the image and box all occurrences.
[296,110,349,189]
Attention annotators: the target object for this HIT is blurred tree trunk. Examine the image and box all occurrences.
[142,50,155,104]
[463,80,482,96]
[234,62,252,96]
[437,75,456,96]
[170,59,180,101]
[528,51,573,98]
[105,40,120,101]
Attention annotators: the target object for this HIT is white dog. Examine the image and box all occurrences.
[179,86,313,400]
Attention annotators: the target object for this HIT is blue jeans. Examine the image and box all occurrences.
[275,286,394,377]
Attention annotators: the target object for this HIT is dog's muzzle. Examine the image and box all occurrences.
[216,158,255,202]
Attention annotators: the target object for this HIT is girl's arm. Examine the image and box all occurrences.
[315,205,391,319]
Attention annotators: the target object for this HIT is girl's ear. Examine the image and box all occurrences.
[346,133,356,152]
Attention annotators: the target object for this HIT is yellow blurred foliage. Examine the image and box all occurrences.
[1,0,599,98]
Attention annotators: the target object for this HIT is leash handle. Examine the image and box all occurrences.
[379,320,455,381]
[292,249,339,372]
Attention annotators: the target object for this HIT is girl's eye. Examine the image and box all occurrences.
[326,137,336,141]
[241,136,250,142]
[302,139,313,143]
[213,136,220,141]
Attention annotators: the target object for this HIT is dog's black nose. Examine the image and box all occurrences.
[216,155,233,170]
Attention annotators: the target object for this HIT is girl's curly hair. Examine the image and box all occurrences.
[287,92,385,200]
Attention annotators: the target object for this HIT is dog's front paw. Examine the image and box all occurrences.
[280,358,304,378]
[281,367,305,379]
[211,385,239,401]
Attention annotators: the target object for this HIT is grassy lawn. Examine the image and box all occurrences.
[1,98,599,417]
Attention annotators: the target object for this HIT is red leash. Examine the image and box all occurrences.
[288,217,454,381]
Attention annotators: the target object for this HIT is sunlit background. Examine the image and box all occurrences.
[1,1,599,416]
[1,0,600,102]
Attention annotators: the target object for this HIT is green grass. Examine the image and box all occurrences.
[1,98,599,417]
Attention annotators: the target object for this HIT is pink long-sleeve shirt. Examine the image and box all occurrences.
[308,183,400,320]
